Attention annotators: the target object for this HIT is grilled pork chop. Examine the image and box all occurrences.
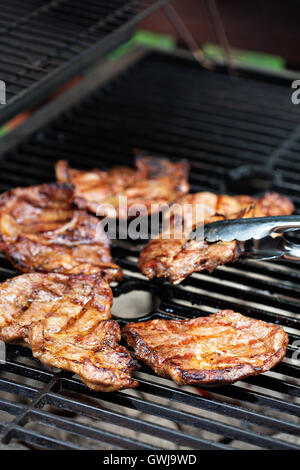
[56,156,189,219]
[122,310,288,386]
[0,183,122,280]
[139,192,294,284]
[0,273,138,391]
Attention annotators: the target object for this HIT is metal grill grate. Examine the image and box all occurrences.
[0,0,170,125]
[0,50,300,449]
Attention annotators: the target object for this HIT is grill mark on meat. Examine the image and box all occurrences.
[139,192,294,284]
[0,183,122,281]
[122,310,288,387]
[55,156,190,219]
[0,273,138,391]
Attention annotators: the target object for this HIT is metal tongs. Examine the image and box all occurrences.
[202,215,300,261]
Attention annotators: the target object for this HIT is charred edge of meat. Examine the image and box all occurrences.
[55,157,190,219]
[29,318,139,392]
[0,182,122,280]
[139,240,241,284]
[138,192,295,283]
[122,311,289,387]
[0,273,138,391]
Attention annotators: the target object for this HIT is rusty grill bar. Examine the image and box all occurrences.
[0,50,299,450]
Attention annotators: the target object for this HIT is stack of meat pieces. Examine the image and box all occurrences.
[0,156,293,390]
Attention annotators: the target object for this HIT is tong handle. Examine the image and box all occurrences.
[281,239,300,261]
[269,215,300,234]
[204,215,300,243]
[242,232,300,261]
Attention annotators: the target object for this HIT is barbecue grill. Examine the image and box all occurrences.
[0,3,300,451]
[0,0,170,125]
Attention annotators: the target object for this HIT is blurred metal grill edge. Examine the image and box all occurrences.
[0,0,170,125]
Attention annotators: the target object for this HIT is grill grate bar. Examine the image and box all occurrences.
[0,378,38,400]
[28,408,158,450]
[0,50,300,450]
[0,397,23,416]
[59,378,299,450]
[48,116,275,161]
[8,141,259,190]
[3,351,300,424]
[0,357,54,383]
[44,392,229,450]
[8,426,85,450]
[243,375,300,398]
[136,378,300,436]
[93,95,291,144]
[12,123,294,197]
[159,285,300,327]
[140,374,299,416]
[0,0,170,124]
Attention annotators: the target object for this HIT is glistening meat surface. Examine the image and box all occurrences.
[0,183,122,280]
[56,156,189,219]
[122,310,288,386]
[139,192,294,284]
[0,273,138,391]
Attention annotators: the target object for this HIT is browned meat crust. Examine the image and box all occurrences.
[0,273,138,391]
[122,310,288,387]
[0,183,122,281]
[55,156,189,219]
[139,192,294,284]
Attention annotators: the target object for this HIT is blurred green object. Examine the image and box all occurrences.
[203,43,285,70]
[0,126,7,137]
[108,30,176,61]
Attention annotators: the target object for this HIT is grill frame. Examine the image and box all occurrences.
[0,47,299,450]
[0,0,170,126]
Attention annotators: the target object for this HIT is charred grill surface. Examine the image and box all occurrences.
[0,51,299,450]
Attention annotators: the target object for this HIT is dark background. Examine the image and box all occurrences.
[140,0,300,69]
